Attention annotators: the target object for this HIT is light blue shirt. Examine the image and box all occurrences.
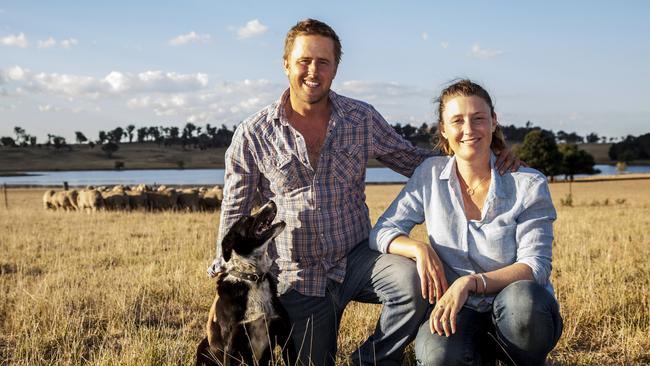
[369,154,557,312]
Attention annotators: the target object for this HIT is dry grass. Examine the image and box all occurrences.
[1,180,649,365]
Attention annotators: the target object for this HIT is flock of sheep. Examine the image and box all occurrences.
[42,184,223,212]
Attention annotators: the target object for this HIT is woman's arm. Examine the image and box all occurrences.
[369,160,449,303]
[387,235,448,304]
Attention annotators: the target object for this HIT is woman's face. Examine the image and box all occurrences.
[440,95,496,162]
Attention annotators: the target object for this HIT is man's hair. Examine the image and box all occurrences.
[283,18,342,65]
[434,79,506,155]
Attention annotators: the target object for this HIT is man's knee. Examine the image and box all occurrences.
[380,254,423,300]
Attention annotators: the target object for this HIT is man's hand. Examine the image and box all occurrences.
[495,148,525,175]
[207,257,225,278]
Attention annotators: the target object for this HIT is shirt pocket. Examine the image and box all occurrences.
[330,144,362,187]
[482,223,517,264]
[263,154,303,194]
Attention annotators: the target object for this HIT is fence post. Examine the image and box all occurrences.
[3,183,7,210]
[63,181,69,191]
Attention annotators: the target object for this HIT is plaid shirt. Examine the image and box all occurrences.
[215,89,437,297]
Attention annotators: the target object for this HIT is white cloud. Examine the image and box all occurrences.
[38,104,63,112]
[1,66,211,98]
[1,32,28,48]
[60,38,78,48]
[421,32,429,41]
[36,37,78,49]
[5,65,27,80]
[470,43,503,59]
[237,19,268,39]
[168,31,211,46]
[38,37,56,48]
[440,41,449,49]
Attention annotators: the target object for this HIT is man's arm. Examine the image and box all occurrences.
[370,107,438,178]
[215,125,261,258]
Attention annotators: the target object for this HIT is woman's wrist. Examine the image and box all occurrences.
[461,275,478,293]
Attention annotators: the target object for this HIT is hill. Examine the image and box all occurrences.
[0,142,643,173]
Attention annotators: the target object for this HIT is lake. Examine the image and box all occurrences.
[1,164,650,187]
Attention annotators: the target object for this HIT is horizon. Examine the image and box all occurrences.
[1,1,649,142]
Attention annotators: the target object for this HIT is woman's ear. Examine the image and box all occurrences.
[439,123,448,139]
[492,113,498,133]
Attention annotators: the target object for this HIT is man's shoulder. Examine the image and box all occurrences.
[331,91,374,114]
[237,102,279,135]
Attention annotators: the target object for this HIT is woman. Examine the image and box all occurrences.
[370,80,562,365]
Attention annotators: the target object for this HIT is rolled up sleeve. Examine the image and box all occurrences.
[216,125,261,257]
[369,165,427,253]
[515,176,557,285]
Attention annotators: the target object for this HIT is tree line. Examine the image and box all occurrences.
[2,122,648,179]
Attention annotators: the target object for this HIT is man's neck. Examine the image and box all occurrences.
[287,92,330,121]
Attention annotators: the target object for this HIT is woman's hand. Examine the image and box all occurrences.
[413,242,448,304]
[430,275,475,336]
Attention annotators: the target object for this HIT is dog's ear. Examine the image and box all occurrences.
[221,235,234,262]
[220,216,248,262]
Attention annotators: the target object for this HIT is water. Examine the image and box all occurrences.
[1,165,649,187]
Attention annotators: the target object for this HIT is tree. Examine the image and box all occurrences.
[108,127,125,143]
[75,131,88,145]
[126,124,135,143]
[586,132,600,143]
[29,136,37,146]
[52,136,67,150]
[1,136,16,146]
[101,141,119,158]
[14,126,26,144]
[98,131,107,144]
[136,127,147,143]
[559,144,597,181]
[516,130,562,179]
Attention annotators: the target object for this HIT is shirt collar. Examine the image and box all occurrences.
[438,152,508,199]
[268,88,353,126]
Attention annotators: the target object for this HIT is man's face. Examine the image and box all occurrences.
[283,34,337,106]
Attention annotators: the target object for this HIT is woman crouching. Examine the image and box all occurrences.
[370,79,562,365]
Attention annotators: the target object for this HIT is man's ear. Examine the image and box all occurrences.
[283,58,290,77]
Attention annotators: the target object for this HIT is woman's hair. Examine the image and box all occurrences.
[433,79,506,156]
[284,18,343,65]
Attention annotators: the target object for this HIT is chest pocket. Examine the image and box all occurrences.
[263,154,304,194]
[482,223,517,263]
[330,144,362,187]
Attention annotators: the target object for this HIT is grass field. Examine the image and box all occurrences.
[1,180,649,365]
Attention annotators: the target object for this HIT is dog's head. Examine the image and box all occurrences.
[221,201,285,263]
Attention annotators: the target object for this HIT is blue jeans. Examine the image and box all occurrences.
[279,241,429,366]
[415,280,563,366]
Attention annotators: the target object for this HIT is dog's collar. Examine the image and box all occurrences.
[229,270,268,283]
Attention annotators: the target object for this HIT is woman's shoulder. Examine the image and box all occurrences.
[509,166,548,185]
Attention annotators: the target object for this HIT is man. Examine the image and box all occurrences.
[209,19,518,365]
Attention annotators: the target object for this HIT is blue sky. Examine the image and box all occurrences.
[1,1,649,143]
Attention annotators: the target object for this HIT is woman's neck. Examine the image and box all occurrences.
[455,154,491,186]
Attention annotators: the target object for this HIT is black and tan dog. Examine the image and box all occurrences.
[196,201,295,366]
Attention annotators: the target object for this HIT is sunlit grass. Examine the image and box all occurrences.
[1,180,649,365]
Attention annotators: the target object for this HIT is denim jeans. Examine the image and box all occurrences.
[414,280,563,366]
[279,241,429,366]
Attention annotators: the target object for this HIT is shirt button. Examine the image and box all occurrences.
[315,180,319,184]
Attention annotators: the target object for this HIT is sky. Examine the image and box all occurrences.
[1,0,649,143]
